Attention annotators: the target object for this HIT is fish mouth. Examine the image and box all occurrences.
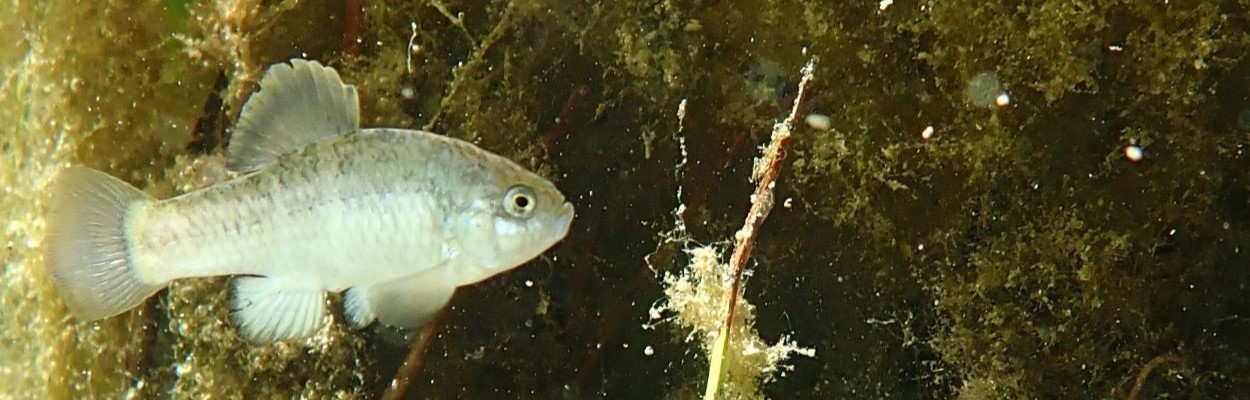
[553,202,575,236]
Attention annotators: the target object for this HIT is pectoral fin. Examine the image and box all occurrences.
[344,270,455,329]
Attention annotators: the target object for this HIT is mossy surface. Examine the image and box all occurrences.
[3,0,1250,398]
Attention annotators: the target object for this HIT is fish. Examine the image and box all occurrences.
[43,59,575,342]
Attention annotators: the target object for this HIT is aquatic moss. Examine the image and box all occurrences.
[0,1,374,398]
[0,0,204,398]
[781,0,1250,397]
[5,0,1250,398]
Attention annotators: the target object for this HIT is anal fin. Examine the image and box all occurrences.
[231,276,327,342]
[344,269,455,329]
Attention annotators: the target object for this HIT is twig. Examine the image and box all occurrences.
[379,304,451,400]
[703,57,817,400]
[342,0,365,57]
[185,72,229,155]
[429,0,477,45]
[529,84,588,168]
[1126,352,1184,400]
[423,0,517,131]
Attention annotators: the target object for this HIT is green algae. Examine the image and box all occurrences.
[3,0,1250,398]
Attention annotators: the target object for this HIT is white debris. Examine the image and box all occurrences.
[995,92,1011,107]
[1125,145,1144,162]
[805,113,831,130]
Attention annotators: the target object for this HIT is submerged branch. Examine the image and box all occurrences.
[380,305,450,400]
[1126,352,1185,400]
[422,0,518,132]
[704,57,817,400]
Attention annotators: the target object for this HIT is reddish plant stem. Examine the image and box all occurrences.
[380,301,451,400]
[342,0,365,57]
[531,84,588,167]
[716,57,816,368]
[1126,352,1184,400]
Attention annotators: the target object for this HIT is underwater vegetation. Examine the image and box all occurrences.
[3,0,1250,398]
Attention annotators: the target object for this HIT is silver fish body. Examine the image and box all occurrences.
[44,59,574,342]
[134,128,571,291]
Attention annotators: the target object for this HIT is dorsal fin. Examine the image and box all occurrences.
[226,59,361,172]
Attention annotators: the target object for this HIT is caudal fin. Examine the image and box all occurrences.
[44,166,163,321]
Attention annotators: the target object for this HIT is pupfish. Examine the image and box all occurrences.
[43,59,574,342]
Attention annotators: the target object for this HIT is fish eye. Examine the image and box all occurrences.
[503,185,536,218]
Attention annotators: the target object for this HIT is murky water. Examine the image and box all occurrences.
[4,1,1250,398]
